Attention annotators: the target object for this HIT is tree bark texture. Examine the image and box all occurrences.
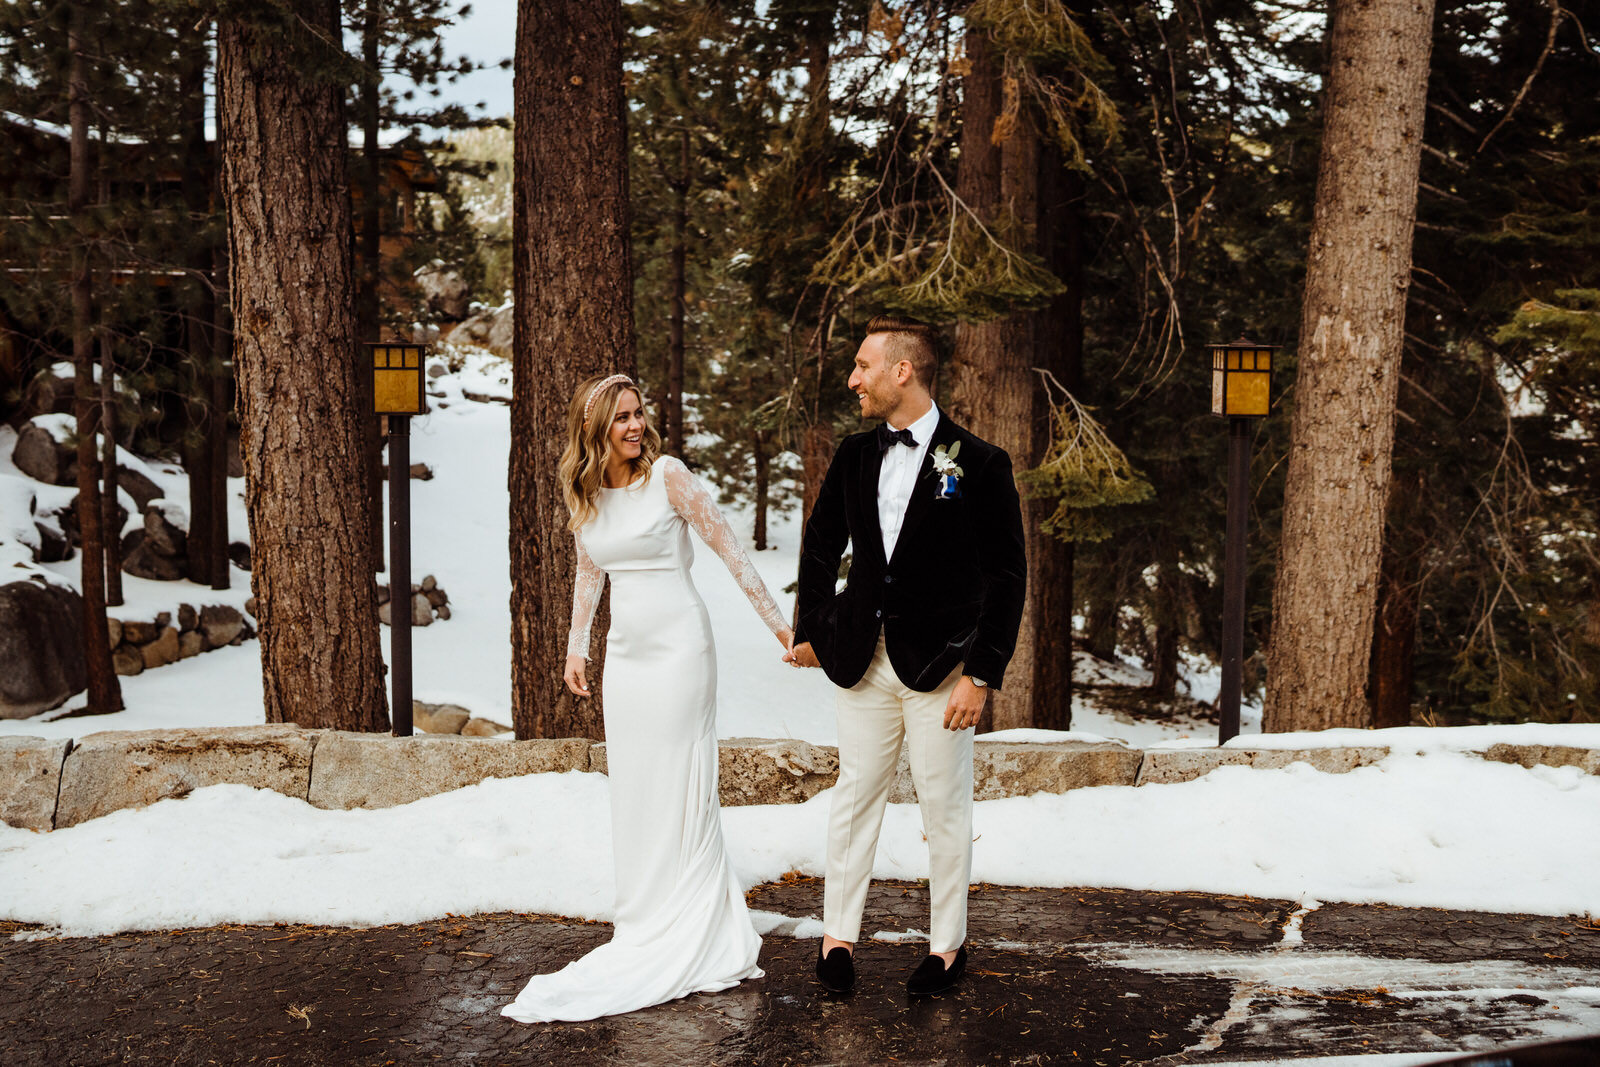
[1263,0,1436,732]
[98,328,121,606]
[511,0,635,740]
[662,126,688,457]
[358,2,385,569]
[753,429,770,551]
[181,30,226,590]
[217,2,388,731]
[949,30,1045,731]
[69,2,120,714]
[1368,466,1425,728]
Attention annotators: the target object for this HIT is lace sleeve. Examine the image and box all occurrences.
[662,457,790,639]
[567,536,605,660]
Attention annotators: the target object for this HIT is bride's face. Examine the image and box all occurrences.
[607,389,647,461]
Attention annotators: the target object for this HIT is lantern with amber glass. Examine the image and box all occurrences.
[1208,338,1277,419]
[365,340,428,738]
[1207,337,1278,746]
[367,341,428,416]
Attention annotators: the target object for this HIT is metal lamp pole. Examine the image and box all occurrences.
[1219,417,1250,743]
[1208,339,1278,745]
[367,341,428,737]
[387,413,413,736]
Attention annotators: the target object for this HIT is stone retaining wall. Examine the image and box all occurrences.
[2,726,1596,833]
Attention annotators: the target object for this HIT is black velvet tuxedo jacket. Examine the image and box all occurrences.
[794,411,1027,692]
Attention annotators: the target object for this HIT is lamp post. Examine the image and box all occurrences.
[1208,338,1277,743]
[367,341,429,737]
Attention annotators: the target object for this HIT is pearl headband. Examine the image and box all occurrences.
[582,374,634,425]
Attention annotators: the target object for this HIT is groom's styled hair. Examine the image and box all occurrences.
[865,315,939,391]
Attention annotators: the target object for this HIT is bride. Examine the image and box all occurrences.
[501,373,794,1024]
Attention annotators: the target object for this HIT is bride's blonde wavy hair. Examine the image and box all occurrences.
[560,374,663,530]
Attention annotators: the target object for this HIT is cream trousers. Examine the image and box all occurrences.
[823,634,973,953]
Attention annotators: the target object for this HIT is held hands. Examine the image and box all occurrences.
[563,654,591,697]
[785,641,821,669]
[942,676,987,731]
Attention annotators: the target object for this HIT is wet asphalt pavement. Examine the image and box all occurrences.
[3,879,1599,1065]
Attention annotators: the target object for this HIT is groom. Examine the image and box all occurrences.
[789,315,1026,996]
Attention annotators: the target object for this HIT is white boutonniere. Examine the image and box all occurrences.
[931,441,963,500]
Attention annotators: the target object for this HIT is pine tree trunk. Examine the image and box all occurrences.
[950,29,1038,731]
[217,1,388,731]
[1263,0,1436,733]
[206,235,231,592]
[1027,151,1082,731]
[358,2,385,570]
[1368,467,1423,728]
[1085,595,1118,661]
[69,2,120,713]
[1151,621,1180,701]
[98,316,122,607]
[181,31,217,590]
[753,429,770,552]
[663,127,688,457]
[511,0,635,740]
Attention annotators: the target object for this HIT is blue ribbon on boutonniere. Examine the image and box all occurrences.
[931,441,963,500]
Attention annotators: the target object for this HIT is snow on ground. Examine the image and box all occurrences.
[3,745,1598,938]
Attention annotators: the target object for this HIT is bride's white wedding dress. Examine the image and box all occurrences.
[501,455,788,1024]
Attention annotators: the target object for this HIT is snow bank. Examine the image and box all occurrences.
[3,748,1596,937]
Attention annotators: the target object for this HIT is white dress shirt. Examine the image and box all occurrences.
[877,402,940,560]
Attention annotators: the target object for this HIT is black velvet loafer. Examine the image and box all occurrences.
[816,944,855,993]
[906,946,967,996]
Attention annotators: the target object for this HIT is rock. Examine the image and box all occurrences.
[122,538,185,581]
[61,497,128,548]
[199,604,244,648]
[716,738,840,806]
[120,619,163,645]
[140,627,181,669]
[378,600,392,625]
[421,574,438,592]
[415,262,471,320]
[427,363,446,378]
[1135,746,1390,785]
[410,463,433,480]
[106,617,122,648]
[972,741,1143,800]
[1483,743,1600,775]
[54,725,320,828]
[460,717,512,737]
[228,542,251,570]
[435,604,451,621]
[411,593,433,627]
[178,631,203,660]
[178,603,198,632]
[306,732,590,810]
[413,702,471,734]
[244,596,257,618]
[116,465,163,512]
[0,580,86,719]
[424,587,448,608]
[0,735,71,831]
[17,364,76,422]
[448,303,513,358]
[154,611,171,629]
[375,584,391,606]
[142,506,186,557]
[112,646,144,676]
[10,420,73,485]
[34,522,71,563]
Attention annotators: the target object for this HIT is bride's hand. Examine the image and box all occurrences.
[778,627,796,663]
[563,655,591,697]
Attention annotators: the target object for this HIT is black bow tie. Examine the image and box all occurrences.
[878,425,917,452]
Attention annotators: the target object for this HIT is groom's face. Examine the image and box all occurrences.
[848,335,907,421]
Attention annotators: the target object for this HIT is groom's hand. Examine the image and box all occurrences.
[943,677,987,731]
[789,641,820,668]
